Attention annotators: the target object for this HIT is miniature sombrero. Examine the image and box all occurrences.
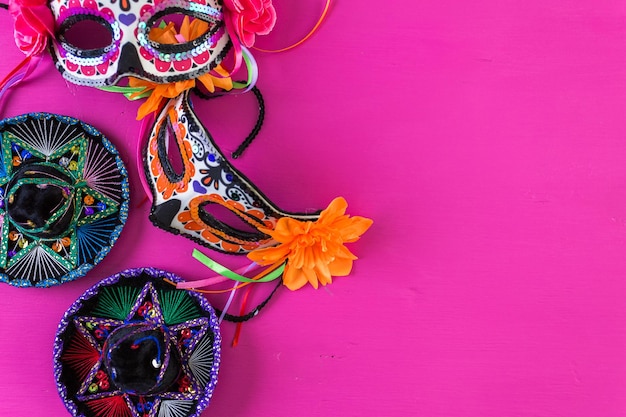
[54,268,221,417]
[0,113,129,287]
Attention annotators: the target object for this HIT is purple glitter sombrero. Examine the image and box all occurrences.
[53,268,221,417]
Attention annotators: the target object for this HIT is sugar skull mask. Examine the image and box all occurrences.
[48,0,231,86]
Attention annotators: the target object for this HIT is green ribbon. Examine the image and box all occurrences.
[192,248,284,283]
[98,85,151,100]
[99,47,253,102]
[232,48,255,90]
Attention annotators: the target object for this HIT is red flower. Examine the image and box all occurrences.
[223,0,277,48]
[9,0,55,56]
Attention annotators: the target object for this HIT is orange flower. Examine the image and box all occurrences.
[128,16,233,119]
[149,18,208,45]
[248,197,373,290]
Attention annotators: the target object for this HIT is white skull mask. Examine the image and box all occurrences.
[48,0,231,86]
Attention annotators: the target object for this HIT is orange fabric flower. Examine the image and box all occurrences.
[150,18,207,45]
[128,17,233,120]
[247,197,373,290]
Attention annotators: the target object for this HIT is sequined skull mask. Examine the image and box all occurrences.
[48,0,231,86]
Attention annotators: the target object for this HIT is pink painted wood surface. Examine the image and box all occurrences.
[2,0,626,416]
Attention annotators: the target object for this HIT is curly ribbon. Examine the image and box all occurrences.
[220,279,243,323]
[184,248,284,286]
[99,46,257,104]
[220,6,244,76]
[232,284,253,347]
[218,260,257,323]
[231,45,258,91]
[0,54,41,108]
[135,112,155,207]
[98,85,151,100]
[254,0,332,53]
[164,250,285,345]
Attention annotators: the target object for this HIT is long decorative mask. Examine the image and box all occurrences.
[145,91,319,254]
[48,0,230,86]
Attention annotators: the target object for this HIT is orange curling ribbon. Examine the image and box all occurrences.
[253,0,332,53]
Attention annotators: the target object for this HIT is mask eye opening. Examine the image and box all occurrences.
[143,9,223,54]
[198,201,269,241]
[157,114,186,182]
[58,15,116,58]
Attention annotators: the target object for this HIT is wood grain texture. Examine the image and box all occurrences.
[2,0,626,416]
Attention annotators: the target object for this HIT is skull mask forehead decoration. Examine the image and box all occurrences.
[48,0,231,86]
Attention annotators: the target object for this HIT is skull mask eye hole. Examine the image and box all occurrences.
[149,14,212,45]
[158,115,185,180]
[200,202,268,238]
[59,16,115,57]
[142,10,221,54]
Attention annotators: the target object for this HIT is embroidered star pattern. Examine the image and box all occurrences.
[59,280,218,417]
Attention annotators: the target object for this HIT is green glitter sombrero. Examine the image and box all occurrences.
[0,113,129,287]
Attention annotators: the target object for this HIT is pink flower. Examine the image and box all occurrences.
[9,0,55,56]
[223,0,277,48]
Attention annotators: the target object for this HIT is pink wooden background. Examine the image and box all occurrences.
[3,0,626,416]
